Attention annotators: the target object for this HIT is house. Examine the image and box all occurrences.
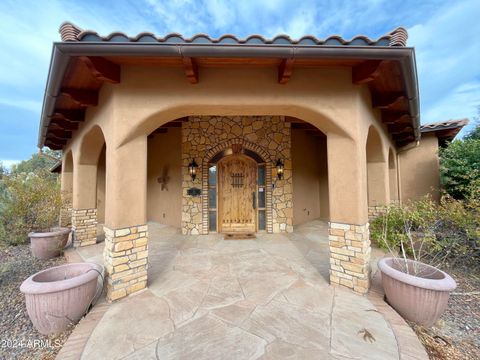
[40,23,466,301]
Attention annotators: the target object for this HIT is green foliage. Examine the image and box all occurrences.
[371,196,480,270]
[0,168,62,246]
[440,138,480,199]
[10,149,60,177]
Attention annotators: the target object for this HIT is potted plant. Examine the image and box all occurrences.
[27,182,71,259]
[373,201,457,327]
[20,262,104,335]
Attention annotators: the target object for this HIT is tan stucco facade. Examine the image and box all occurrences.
[57,63,441,300]
[399,133,441,202]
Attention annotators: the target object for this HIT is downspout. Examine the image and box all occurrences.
[395,140,420,204]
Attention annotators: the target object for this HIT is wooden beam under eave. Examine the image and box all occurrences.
[388,124,413,135]
[48,129,72,139]
[44,140,64,150]
[49,119,79,131]
[79,56,121,84]
[372,92,406,109]
[278,58,294,84]
[352,60,383,85]
[60,88,99,107]
[50,109,85,123]
[381,111,411,125]
[182,57,198,84]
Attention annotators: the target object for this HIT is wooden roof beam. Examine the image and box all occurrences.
[381,111,411,125]
[352,60,383,84]
[182,57,198,84]
[60,88,99,107]
[44,140,64,150]
[50,109,85,123]
[278,58,294,84]
[49,118,79,131]
[48,129,72,139]
[388,124,413,135]
[79,56,120,83]
[372,92,406,109]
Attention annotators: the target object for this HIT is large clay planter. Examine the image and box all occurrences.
[29,227,71,259]
[20,262,103,335]
[378,257,456,327]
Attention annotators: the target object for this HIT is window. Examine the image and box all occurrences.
[208,165,217,231]
[257,165,266,230]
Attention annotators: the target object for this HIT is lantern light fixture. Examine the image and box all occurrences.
[188,159,198,181]
[275,159,284,180]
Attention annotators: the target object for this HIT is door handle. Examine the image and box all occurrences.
[252,192,256,209]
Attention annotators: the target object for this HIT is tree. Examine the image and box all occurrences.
[440,123,480,199]
[10,148,61,176]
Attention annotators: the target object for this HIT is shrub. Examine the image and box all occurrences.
[370,195,480,271]
[0,169,62,246]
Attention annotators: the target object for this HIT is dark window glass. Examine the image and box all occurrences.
[258,187,265,208]
[258,210,266,230]
[258,165,265,185]
[209,211,217,231]
[208,165,216,186]
[208,188,216,209]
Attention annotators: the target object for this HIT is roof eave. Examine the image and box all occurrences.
[38,42,420,148]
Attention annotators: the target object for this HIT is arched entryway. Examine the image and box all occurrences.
[206,145,268,234]
[366,126,388,210]
[72,125,106,247]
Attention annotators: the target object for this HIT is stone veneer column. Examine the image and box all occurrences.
[368,205,387,219]
[103,224,148,301]
[59,203,72,227]
[72,208,97,247]
[329,222,370,294]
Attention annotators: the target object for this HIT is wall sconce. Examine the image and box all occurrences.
[188,159,198,181]
[275,159,284,180]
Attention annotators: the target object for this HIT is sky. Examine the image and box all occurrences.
[0,0,479,167]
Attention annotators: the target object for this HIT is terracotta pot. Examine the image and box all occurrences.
[378,257,456,327]
[29,227,71,259]
[20,262,103,335]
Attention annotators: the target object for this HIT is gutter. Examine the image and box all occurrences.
[38,42,421,147]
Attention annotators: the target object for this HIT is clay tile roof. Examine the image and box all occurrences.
[420,119,469,143]
[58,22,408,47]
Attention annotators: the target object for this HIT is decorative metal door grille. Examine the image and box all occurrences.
[231,173,244,188]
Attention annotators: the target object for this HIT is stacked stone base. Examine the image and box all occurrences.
[59,204,72,227]
[104,225,148,301]
[368,205,388,220]
[72,208,97,247]
[329,222,370,294]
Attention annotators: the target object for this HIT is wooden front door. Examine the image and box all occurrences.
[218,154,257,233]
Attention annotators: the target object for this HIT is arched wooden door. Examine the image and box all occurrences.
[218,154,257,233]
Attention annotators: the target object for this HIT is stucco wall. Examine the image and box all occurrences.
[147,128,182,227]
[399,133,440,202]
[291,129,329,225]
[96,145,106,223]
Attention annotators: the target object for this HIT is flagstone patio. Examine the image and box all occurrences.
[59,220,427,360]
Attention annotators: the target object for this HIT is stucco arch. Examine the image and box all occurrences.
[366,126,388,206]
[79,125,107,165]
[366,126,386,163]
[118,104,355,148]
[201,138,273,234]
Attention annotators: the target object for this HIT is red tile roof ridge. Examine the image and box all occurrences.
[58,22,408,47]
[420,118,469,131]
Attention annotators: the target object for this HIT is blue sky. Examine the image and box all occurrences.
[0,0,479,167]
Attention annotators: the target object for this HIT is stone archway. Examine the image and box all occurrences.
[202,139,273,234]
[181,116,292,235]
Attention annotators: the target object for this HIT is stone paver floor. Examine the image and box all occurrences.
[75,220,400,360]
